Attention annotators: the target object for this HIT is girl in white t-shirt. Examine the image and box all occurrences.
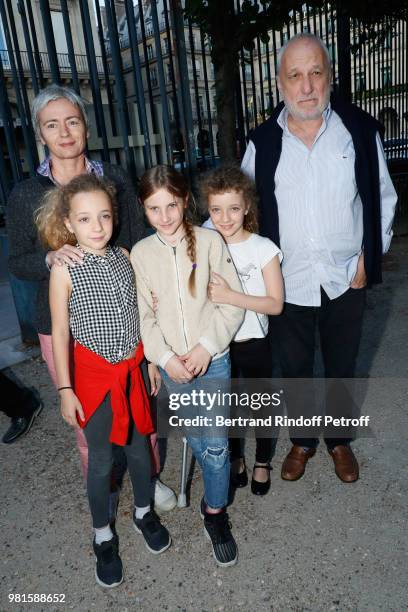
[200,164,284,496]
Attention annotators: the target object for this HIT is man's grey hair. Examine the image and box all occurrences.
[276,32,331,75]
[31,85,89,138]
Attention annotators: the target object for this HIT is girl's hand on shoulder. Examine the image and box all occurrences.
[165,356,193,384]
[60,390,85,428]
[180,344,211,377]
[147,362,161,395]
[208,272,232,305]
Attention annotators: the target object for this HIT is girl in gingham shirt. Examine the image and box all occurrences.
[36,174,171,589]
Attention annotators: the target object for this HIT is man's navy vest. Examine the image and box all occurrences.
[251,97,385,286]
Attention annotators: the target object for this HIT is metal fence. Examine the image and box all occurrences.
[0,48,106,75]
[0,0,407,228]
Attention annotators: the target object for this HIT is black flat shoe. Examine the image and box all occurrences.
[230,460,248,488]
[251,463,272,496]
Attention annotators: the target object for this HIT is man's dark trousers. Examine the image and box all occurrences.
[0,372,37,418]
[272,287,366,449]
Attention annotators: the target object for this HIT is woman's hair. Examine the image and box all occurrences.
[199,163,259,233]
[138,165,197,297]
[35,174,118,251]
[31,85,89,139]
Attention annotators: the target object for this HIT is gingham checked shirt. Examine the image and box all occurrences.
[68,246,140,364]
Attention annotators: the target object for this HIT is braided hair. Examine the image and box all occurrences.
[139,165,197,297]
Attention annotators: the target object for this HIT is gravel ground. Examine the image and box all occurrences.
[1,238,407,612]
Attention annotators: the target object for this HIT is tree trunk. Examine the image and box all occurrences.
[336,11,352,102]
[212,48,239,161]
[208,0,239,161]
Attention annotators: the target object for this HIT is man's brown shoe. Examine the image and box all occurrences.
[281,445,316,481]
[328,445,359,483]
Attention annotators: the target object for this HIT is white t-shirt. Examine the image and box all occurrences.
[229,234,282,340]
[202,220,283,341]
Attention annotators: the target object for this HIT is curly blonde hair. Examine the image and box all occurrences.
[138,165,197,297]
[199,163,259,234]
[35,174,118,251]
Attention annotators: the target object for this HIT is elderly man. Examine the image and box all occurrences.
[242,33,397,482]
[7,85,176,510]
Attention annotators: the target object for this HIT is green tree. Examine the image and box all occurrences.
[184,0,408,160]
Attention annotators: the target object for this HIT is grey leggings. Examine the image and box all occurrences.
[84,393,151,528]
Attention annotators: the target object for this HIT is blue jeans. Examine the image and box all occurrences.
[160,353,231,510]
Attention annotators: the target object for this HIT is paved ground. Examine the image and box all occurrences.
[1,238,407,612]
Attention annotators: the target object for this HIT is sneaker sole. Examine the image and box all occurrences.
[94,566,123,588]
[133,523,172,555]
[203,526,238,567]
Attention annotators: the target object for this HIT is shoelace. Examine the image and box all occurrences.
[206,513,233,544]
[141,512,161,534]
[97,540,118,564]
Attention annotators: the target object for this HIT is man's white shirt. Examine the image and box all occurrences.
[240,105,397,306]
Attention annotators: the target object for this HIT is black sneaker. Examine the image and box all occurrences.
[203,510,238,567]
[133,510,171,554]
[93,535,123,588]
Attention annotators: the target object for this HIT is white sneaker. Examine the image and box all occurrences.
[153,478,177,512]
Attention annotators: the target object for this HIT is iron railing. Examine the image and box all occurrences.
[0,49,105,75]
[0,1,407,205]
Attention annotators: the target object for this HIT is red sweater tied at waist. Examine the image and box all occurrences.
[74,342,154,445]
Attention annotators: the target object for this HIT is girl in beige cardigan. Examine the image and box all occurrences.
[131,165,244,567]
